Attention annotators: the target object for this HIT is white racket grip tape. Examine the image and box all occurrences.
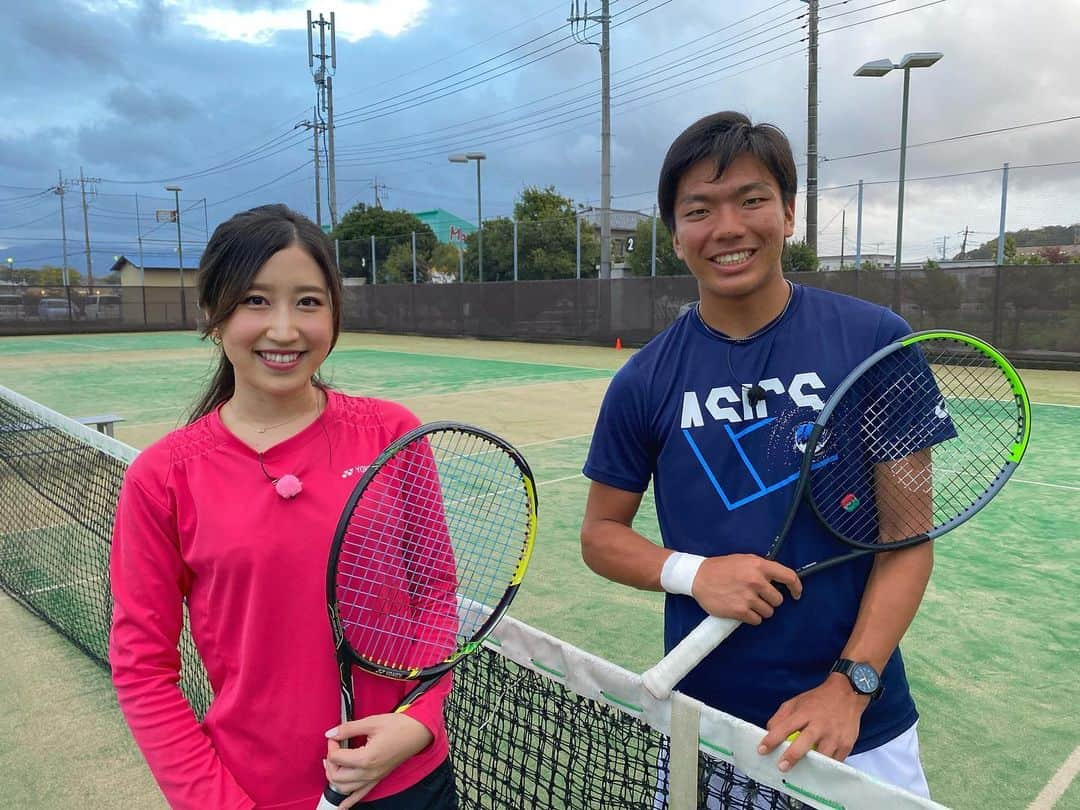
[641,615,742,699]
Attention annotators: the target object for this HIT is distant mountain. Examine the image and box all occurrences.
[963,224,1079,259]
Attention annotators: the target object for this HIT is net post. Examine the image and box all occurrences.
[668,693,700,810]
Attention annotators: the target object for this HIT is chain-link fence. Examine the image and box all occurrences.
[3,267,1077,368]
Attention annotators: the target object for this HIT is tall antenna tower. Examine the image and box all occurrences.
[308,10,338,228]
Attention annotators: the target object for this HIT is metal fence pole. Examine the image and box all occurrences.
[370,235,377,285]
[513,220,518,281]
[996,162,1010,266]
[576,214,581,280]
[650,204,658,277]
[854,180,864,271]
[412,231,417,284]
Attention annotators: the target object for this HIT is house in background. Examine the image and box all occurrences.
[110,256,195,288]
[413,209,476,246]
[577,207,650,276]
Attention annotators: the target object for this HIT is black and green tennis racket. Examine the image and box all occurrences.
[317,422,538,809]
[642,330,1031,699]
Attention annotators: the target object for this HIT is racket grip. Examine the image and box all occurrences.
[316,784,349,809]
[641,615,742,700]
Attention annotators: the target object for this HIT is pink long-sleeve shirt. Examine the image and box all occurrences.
[109,391,450,810]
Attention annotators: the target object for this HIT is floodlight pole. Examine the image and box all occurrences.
[449,153,486,281]
[855,52,942,312]
[166,185,187,327]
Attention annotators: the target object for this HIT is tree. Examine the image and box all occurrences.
[460,186,599,281]
[10,265,82,286]
[782,240,819,272]
[429,243,463,281]
[331,204,438,275]
[624,218,687,277]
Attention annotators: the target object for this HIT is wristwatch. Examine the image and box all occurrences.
[831,658,883,701]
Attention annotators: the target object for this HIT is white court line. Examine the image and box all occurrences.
[519,433,593,449]
[537,473,585,487]
[1027,743,1080,810]
[23,577,105,597]
[341,346,619,373]
[1012,477,1080,492]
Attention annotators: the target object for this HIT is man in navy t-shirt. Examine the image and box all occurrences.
[580,112,934,798]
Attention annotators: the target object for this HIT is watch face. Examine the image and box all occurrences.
[850,663,880,694]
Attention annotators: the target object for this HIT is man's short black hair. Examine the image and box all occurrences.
[657,111,798,232]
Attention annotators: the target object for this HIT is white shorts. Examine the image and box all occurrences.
[844,720,931,798]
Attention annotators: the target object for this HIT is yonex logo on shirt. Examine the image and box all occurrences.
[340,465,369,479]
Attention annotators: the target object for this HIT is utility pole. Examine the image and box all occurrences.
[839,209,846,269]
[569,0,612,279]
[53,170,70,286]
[960,225,970,258]
[940,234,948,261]
[295,117,324,226]
[804,0,819,255]
[372,177,388,208]
[78,167,102,286]
[308,10,338,227]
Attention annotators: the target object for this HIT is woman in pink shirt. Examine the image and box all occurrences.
[109,204,458,810]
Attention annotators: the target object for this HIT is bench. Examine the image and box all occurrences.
[76,414,125,438]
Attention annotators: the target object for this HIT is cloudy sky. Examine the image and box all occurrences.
[2,0,1078,277]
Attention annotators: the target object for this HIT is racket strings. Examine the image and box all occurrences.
[335,431,532,673]
[810,339,1023,545]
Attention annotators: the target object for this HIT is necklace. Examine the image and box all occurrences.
[249,390,326,500]
[695,280,794,343]
[228,391,322,434]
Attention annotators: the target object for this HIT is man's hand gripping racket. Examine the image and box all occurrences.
[642,330,1031,700]
[316,423,538,808]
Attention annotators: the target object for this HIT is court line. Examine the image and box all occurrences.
[537,473,585,487]
[519,433,593,448]
[1027,743,1080,810]
[339,345,622,373]
[1012,477,1080,492]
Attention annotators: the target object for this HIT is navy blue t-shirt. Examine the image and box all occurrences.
[583,283,919,753]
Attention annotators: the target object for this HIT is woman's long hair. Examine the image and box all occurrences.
[188,204,343,423]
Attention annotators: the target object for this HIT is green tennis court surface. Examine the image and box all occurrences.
[2,330,1078,809]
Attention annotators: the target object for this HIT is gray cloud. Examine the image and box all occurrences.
[3,0,1078,275]
[107,84,200,124]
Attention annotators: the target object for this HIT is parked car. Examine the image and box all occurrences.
[38,298,72,320]
[84,294,121,320]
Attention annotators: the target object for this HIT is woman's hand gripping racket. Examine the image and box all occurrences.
[642,330,1031,700]
[316,422,538,809]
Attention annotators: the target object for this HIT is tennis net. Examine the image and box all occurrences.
[0,384,946,810]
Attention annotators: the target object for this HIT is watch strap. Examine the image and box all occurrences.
[831,658,883,701]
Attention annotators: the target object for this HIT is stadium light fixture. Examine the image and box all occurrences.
[855,51,943,310]
[448,153,487,282]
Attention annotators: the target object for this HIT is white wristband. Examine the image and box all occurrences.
[660,552,706,597]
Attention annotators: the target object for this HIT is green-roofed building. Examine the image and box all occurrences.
[414,209,476,246]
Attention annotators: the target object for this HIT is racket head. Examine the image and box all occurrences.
[805,330,1030,550]
[326,422,537,681]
